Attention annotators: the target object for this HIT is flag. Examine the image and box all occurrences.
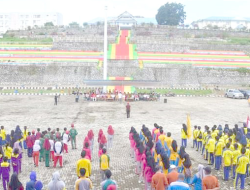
[187,114,192,139]
[247,116,250,128]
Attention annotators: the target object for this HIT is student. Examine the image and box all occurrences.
[202,166,219,190]
[49,136,55,161]
[0,126,6,145]
[55,128,61,140]
[39,134,45,162]
[26,132,33,157]
[1,157,10,190]
[75,168,93,190]
[48,172,65,190]
[145,156,155,190]
[196,127,203,152]
[98,129,104,144]
[107,125,114,149]
[100,148,110,181]
[151,166,168,190]
[126,102,131,118]
[44,138,51,167]
[189,164,204,190]
[23,126,28,150]
[76,151,92,178]
[214,136,223,170]
[232,143,241,179]
[207,134,215,165]
[222,143,233,181]
[168,174,190,190]
[11,148,19,174]
[8,173,24,190]
[36,128,41,140]
[100,170,117,190]
[234,147,249,190]
[135,142,144,175]
[87,130,94,152]
[33,140,40,167]
[83,142,92,160]
[4,143,12,162]
[181,124,188,148]
[169,140,179,166]
[13,141,22,173]
[99,144,104,158]
[192,126,198,149]
[0,147,3,176]
[165,132,173,149]
[70,123,78,149]
[53,139,64,168]
[159,153,170,175]
[182,153,192,184]
[62,131,70,153]
[26,171,43,190]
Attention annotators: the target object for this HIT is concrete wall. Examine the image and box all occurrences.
[1,61,249,87]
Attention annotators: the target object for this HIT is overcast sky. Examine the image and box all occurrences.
[0,0,249,24]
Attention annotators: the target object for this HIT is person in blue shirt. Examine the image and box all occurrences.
[189,164,204,190]
[168,173,191,190]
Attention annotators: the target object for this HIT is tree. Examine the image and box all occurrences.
[156,3,186,25]
[44,22,54,27]
[69,22,80,28]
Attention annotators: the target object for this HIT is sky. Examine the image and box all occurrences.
[0,0,250,24]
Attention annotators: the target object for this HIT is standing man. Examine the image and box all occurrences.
[126,103,131,118]
[222,143,233,181]
[76,151,91,178]
[70,123,78,149]
[54,94,58,105]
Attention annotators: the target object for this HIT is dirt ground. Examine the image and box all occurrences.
[0,95,249,190]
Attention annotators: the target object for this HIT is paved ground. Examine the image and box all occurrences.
[0,96,249,190]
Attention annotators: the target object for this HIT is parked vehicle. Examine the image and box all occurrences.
[239,90,250,99]
[225,89,244,99]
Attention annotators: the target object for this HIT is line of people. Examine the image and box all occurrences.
[192,124,250,189]
[129,124,220,190]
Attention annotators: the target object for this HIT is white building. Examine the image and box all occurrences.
[0,12,63,34]
[193,17,250,30]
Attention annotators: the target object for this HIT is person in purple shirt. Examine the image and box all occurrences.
[1,157,10,190]
[11,148,19,174]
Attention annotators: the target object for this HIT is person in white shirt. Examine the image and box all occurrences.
[53,139,64,168]
[118,92,122,103]
[62,131,69,153]
[33,140,40,167]
[49,137,54,161]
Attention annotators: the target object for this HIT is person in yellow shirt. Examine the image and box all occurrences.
[215,136,223,170]
[222,143,233,181]
[204,131,211,160]
[100,148,110,180]
[0,126,6,145]
[158,129,167,148]
[3,143,13,162]
[159,153,170,175]
[207,133,215,165]
[76,151,91,178]
[202,126,209,156]
[165,132,173,149]
[211,126,217,140]
[234,148,249,190]
[196,126,203,152]
[23,126,28,149]
[181,124,188,148]
[232,144,241,179]
[192,126,198,149]
[169,140,179,166]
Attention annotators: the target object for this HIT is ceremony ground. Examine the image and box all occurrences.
[0,96,249,189]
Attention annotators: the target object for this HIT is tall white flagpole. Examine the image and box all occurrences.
[103,5,108,93]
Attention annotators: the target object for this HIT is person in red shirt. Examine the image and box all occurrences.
[202,166,219,190]
[126,103,131,118]
[166,165,179,185]
[26,132,33,157]
[151,166,168,190]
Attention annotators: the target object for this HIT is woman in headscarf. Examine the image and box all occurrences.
[178,146,186,173]
[13,141,22,173]
[100,134,107,148]
[43,138,51,167]
[170,140,179,166]
[87,130,94,152]
[98,129,103,143]
[183,153,192,184]
[82,142,91,160]
[181,124,188,148]
[47,171,65,190]
[26,171,43,190]
[189,164,204,190]
[8,173,24,190]
[159,153,170,175]
[107,125,114,149]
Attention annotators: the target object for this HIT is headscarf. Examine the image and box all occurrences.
[196,164,205,179]
[155,142,163,155]
[100,134,107,144]
[87,130,94,140]
[13,141,22,154]
[183,153,192,168]
[26,181,35,190]
[29,171,43,190]
[48,171,65,190]
[179,146,186,159]
[108,125,114,135]
[71,123,74,128]
[84,136,90,145]
[43,138,51,151]
[9,173,22,190]
[98,129,103,143]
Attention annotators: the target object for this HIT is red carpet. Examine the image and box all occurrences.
[115,30,130,59]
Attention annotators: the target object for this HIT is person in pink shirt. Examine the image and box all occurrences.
[145,156,156,190]
[100,134,107,148]
[98,129,103,144]
[83,136,90,147]
[26,132,33,157]
[36,128,41,140]
[98,144,104,157]
[135,142,144,175]
[87,130,94,152]
[129,127,136,158]
[82,142,91,160]
[30,130,36,146]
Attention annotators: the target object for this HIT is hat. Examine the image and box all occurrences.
[170,165,176,169]
[203,166,211,173]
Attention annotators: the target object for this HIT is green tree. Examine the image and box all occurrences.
[44,22,54,27]
[156,3,186,25]
[69,22,80,28]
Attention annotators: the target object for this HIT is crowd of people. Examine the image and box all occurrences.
[0,124,117,190]
[129,124,220,190]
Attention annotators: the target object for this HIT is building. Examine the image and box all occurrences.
[88,11,157,27]
[0,12,63,34]
[192,17,250,30]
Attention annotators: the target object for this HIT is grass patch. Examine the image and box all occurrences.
[136,88,213,95]
[227,37,250,45]
[0,89,66,93]
[0,35,53,44]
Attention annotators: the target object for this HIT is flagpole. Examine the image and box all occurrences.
[103,5,108,93]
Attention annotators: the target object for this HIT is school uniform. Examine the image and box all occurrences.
[181,129,187,148]
[192,129,198,148]
[196,130,203,151]
[222,148,233,180]
[1,161,10,190]
[100,154,110,180]
[207,138,215,165]
[170,147,179,166]
[234,154,249,189]
[215,140,223,170]
[232,149,241,178]
[11,153,19,174]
